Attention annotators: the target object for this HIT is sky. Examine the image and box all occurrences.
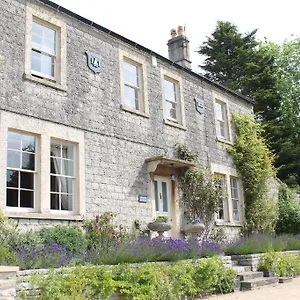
[51,0,300,72]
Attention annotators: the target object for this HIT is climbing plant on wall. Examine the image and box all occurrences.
[228,114,277,233]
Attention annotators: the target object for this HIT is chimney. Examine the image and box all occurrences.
[167,25,191,69]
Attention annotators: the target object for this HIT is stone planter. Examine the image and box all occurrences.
[263,270,275,277]
[182,223,205,237]
[148,222,171,237]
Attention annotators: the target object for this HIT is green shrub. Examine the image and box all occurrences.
[259,252,300,277]
[38,225,87,253]
[276,184,300,234]
[26,258,237,300]
[0,246,17,265]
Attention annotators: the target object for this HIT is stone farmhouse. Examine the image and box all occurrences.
[0,0,254,238]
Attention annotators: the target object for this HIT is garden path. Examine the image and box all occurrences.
[207,276,300,300]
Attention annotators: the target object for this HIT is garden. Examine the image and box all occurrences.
[2,116,300,299]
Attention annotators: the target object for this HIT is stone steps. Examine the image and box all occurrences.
[240,276,279,291]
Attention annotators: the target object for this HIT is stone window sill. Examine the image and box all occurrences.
[120,104,149,118]
[164,119,186,130]
[4,211,84,221]
[216,136,233,145]
[24,73,67,92]
[215,221,243,227]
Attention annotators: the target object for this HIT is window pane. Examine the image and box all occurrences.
[51,142,61,157]
[124,85,139,110]
[164,80,176,102]
[62,145,73,160]
[51,193,59,210]
[61,160,74,176]
[7,132,21,150]
[22,135,35,153]
[154,180,159,212]
[215,102,224,121]
[31,50,54,77]
[51,158,62,174]
[20,172,34,190]
[7,170,18,188]
[60,178,73,194]
[20,190,34,208]
[6,189,18,207]
[51,175,60,192]
[61,194,72,211]
[161,181,168,212]
[166,101,177,120]
[123,61,138,87]
[7,150,20,169]
[32,22,43,36]
[22,153,35,170]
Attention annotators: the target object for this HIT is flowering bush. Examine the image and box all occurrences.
[83,212,128,251]
[187,217,202,224]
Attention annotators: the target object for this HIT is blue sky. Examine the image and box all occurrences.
[52,0,300,71]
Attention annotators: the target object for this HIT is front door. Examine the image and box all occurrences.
[154,176,172,235]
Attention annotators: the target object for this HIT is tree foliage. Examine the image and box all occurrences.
[228,115,277,233]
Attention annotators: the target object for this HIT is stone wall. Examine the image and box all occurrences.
[0,266,19,299]
[0,0,253,234]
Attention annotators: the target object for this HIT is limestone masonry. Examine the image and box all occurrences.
[0,0,253,238]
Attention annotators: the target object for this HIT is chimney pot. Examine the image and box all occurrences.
[170,28,177,38]
[177,25,183,36]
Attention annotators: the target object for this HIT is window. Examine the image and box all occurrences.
[230,177,240,221]
[50,141,75,211]
[214,173,227,220]
[31,21,57,80]
[24,5,67,90]
[164,77,179,122]
[211,164,244,224]
[1,111,85,219]
[6,131,36,209]
[215,100,229,140]
[123,60,143,111]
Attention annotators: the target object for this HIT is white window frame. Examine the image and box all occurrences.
[211,163,244,225]
[214,173,227,221]
[0,111,85,220]
[50,140,76,213]
[213,92,232,142]
[24,4,67,91]
[31,19,57,81]
[230,176,240,221]
[6,131,38,213]
[161,69,186,129]
[119,50,149,117]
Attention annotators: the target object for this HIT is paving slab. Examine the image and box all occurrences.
[207,276,300,300]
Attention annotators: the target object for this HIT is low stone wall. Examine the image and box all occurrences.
[231,250,300,271]
[0,266,19,300]
[14,256,233,299]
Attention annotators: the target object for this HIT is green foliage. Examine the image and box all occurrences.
[179,168,221,235]
[27,258,236,300]
[224,234,300,255]
[175,143,198,162]
[38,225,87,253]
[0,246,17,265]
[228,114,277,233]
[154,216,168,222]
[276,184,300,234]
[30,265,116,300]
[259,252,300,277]
[83,212,128,251]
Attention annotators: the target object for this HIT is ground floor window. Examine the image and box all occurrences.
[211,164,244,224]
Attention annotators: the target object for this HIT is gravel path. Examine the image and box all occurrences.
[207,276,300,300]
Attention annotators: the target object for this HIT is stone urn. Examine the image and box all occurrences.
[182,223,205,237]
[148,222,172,237]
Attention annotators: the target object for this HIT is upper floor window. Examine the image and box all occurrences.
[164,78,179,121]
[24,5,67,90]
[6,131,36,210]
[31,21,57,80]
[50,140,75,212]
[215,100,229,140]
[123,60,143,111]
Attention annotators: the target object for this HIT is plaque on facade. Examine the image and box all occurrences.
[85,51,104,73]
[194,96,205,114]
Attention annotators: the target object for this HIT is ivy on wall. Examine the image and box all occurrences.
[228,114,277,233]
